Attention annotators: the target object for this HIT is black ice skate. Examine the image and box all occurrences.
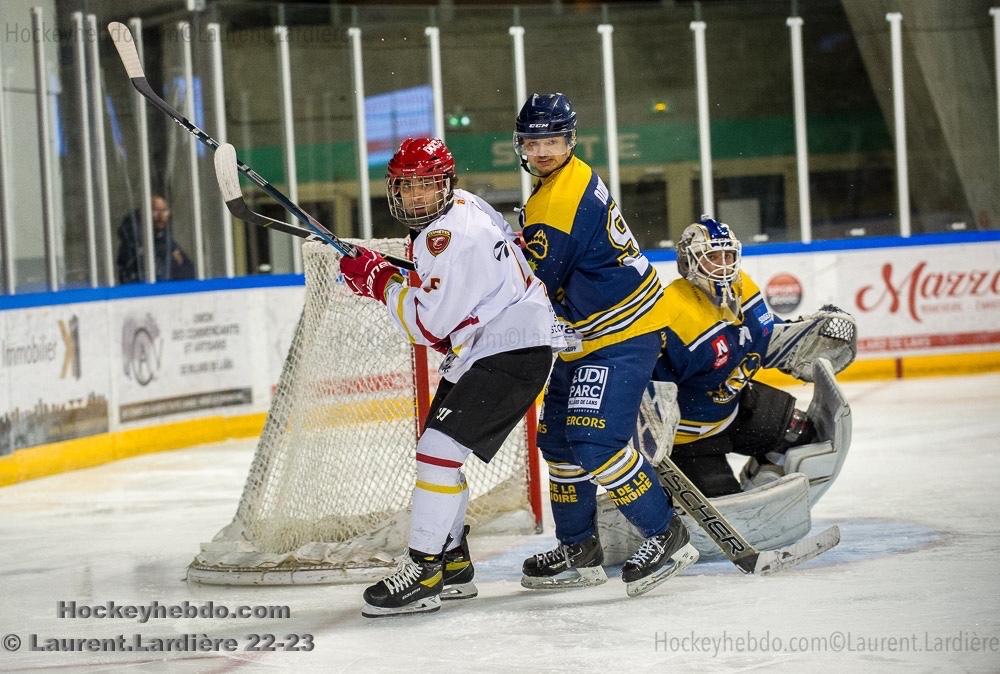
[521,534,608,590]
[442,525,478,600]
[361,550,443,618]
[621,515,699,597]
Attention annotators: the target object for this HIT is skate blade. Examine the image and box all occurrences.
[441,581,478,600]
[361,595,441,618]
[521,565,608,590]
[625,543,699,598]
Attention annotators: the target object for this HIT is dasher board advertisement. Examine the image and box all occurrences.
[113,291,262,425]
[0,304,111,455]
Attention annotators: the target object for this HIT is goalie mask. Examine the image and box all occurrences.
[386,137,457,230]
[677,216,743,314]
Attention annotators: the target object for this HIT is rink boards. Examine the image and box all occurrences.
[1,232,998,485]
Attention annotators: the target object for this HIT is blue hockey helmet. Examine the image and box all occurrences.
[513,93,578,176]
[677,215,743,314]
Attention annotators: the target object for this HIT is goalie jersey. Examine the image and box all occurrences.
[382,188,560,382]
[520,156,671,360]
[652,271,783,446]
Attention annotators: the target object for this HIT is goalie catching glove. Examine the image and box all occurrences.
[339,246,404,303]
[764,304,857,382]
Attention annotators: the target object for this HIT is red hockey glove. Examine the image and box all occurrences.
[339,247,403,303]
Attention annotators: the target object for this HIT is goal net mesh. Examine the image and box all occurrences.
[188,240,537,585]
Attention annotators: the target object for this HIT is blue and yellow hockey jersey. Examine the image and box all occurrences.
[521,155,671,360]
[652,272,781,445]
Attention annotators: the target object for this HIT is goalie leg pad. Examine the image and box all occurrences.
[409,428,472,555]
[783,358,852,506]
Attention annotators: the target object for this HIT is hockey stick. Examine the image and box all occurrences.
[107,22,414,272]
[213,144,318,241]
[213,144,415,270]
[655,454,840,575]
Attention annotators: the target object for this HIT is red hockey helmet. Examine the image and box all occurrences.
[385,137,457,230]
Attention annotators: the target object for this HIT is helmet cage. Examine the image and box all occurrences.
[677,218,742,309]
[386,174,454,230]
[385,137,456,230]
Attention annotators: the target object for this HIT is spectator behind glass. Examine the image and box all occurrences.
[116,194,195,283]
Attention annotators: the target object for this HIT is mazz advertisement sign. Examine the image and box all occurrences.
[748,242,1000,357]
[844,244,1000,354]
[114,291,261,425]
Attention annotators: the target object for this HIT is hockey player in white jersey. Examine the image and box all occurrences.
[340,137,560,618]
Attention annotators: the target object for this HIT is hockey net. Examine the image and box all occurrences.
[188,239,542,585]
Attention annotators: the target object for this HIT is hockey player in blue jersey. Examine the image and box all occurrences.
[652,216,855,497]
[514,93,698,597]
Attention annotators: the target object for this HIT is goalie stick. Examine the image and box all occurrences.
[633,381,840,574]
[107,21,414,272]
[656,454,840,575]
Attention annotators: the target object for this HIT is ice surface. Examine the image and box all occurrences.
[1,374,999,672]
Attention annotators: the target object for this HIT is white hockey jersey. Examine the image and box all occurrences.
[382,188,561,382]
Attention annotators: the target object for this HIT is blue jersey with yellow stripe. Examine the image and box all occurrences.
[652,272,782,445]
[521,156,670,359]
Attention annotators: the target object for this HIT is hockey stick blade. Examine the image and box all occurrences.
[213,144,414,270]
[751,525,840,576]
[214,144,317,240]
[107,23,414,271]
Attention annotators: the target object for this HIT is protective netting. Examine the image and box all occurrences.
[188,240,536,585]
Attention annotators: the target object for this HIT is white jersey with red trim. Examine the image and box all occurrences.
[382,188,560,382]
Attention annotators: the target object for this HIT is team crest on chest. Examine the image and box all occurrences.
[425,229,451,256]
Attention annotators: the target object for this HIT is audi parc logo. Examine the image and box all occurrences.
[765,273,803,315]
[122,313,162,386]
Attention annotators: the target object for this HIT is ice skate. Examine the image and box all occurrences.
[521,534,608,590]
[361,550,443,618]
[622,516,699,597]
[442,525,478,600]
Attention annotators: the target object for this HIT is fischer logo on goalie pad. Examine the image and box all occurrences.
[426,229,451,256]
[568,365,609,412]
